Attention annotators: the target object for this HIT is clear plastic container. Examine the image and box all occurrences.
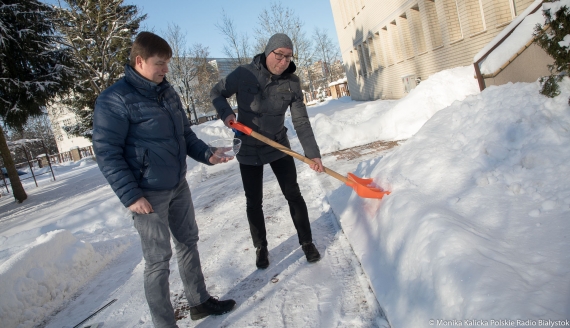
[208,138,242,158]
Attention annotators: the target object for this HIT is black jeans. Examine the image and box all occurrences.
[239,155,312,248]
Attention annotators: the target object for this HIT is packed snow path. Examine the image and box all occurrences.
[0,144,391,327]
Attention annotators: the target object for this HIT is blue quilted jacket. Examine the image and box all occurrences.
[93,64,212,207]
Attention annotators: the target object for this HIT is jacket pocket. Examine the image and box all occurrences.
[277,92,292,111]
[245,83,260,94]
[275,126,288,142]
[135,147,150,180]
[238,83,260,110]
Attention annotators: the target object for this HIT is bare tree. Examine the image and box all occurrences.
[8,112,59,156]
[165,24,199,121]
[313,27,342,86]
[215,10,252,68]
[165,24,219,122]
[193,58,220,116]
[254,2,312,69]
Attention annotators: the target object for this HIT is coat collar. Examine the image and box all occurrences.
[124,64,171,98]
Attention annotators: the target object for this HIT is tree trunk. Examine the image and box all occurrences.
[0,125,27,203]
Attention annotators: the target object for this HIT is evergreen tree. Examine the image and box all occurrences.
[534,0,570,102]
[0,0,74,203]
[53,0,145,138]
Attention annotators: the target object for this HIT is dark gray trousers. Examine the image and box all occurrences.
[133,180,209,328]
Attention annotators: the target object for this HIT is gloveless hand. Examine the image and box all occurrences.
[209,154,233,164]
[129,197,153,214]
[310,158,324,173]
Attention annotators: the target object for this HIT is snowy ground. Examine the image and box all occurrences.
[2,65,570,328]
[0,149,387,328]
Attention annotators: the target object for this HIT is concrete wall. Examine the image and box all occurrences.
[330,0,535,100]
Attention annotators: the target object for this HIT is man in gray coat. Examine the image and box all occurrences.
[211,33,323,269]
[93,32,235,327]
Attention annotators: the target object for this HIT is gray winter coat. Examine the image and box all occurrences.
[210,53,320,166]
[93,64,212,207]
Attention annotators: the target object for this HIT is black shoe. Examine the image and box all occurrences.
[256,246,269,269]
[190,296,236,320]
[302,242,321,263]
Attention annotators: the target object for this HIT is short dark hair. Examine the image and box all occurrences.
[129,32,172,67]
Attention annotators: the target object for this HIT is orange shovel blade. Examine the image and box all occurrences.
[345,173,390,199]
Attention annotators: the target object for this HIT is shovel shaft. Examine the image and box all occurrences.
[229,121,390,199]
[247,130,349,184]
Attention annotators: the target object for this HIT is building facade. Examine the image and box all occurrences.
[330,0,537,100]
[47,104,92,154]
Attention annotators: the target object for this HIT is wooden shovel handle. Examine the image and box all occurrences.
[230,121,348,184]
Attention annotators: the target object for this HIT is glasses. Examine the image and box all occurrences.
[271,51,294,62]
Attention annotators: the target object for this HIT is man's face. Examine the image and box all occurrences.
[135,55,170,84]
[266,47,293,75]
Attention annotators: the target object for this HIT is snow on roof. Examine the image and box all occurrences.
[474,0,545,75]
[328,77,347,87]
[7,139,43,147]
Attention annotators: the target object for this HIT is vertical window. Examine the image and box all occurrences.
[389,20,404,62]
[456,0,485,35]
[343,0,354,22]
[350,50,358,77]
[425,0,443,48]
[380,27,393,65]
[444,0,463,42]
[338,0,348,27]
[512,0,534,16]
[372,32,386,68]
[357,44,368,76]
[367,37,378,71]
[351,0,359,18]
[363,40,373,73]
[398,13,415,58]
[409,5,427,53]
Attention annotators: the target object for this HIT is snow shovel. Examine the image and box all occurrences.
[229,121,390,199]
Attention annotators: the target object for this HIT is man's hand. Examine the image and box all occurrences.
[310,158,324,173]
[209,154,233,164]
[224,114,236,128]
[129,197,153,214]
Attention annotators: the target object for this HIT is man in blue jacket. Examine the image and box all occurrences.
[93,32,235,327]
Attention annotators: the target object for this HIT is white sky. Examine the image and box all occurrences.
[2,62,569,327]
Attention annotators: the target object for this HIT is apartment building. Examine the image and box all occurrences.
[330,0,537,100]
[46,105,92,153]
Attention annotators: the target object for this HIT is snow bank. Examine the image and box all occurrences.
[331,79,570,327]
[310,66,480,153]
[0,230,106,328]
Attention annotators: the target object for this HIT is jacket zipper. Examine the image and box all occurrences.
[158,94,183,163]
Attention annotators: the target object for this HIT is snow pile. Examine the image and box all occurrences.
[329,79,570,327]
[0,230,104,328]
[310,66,480,153]
[3,63,569,327]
